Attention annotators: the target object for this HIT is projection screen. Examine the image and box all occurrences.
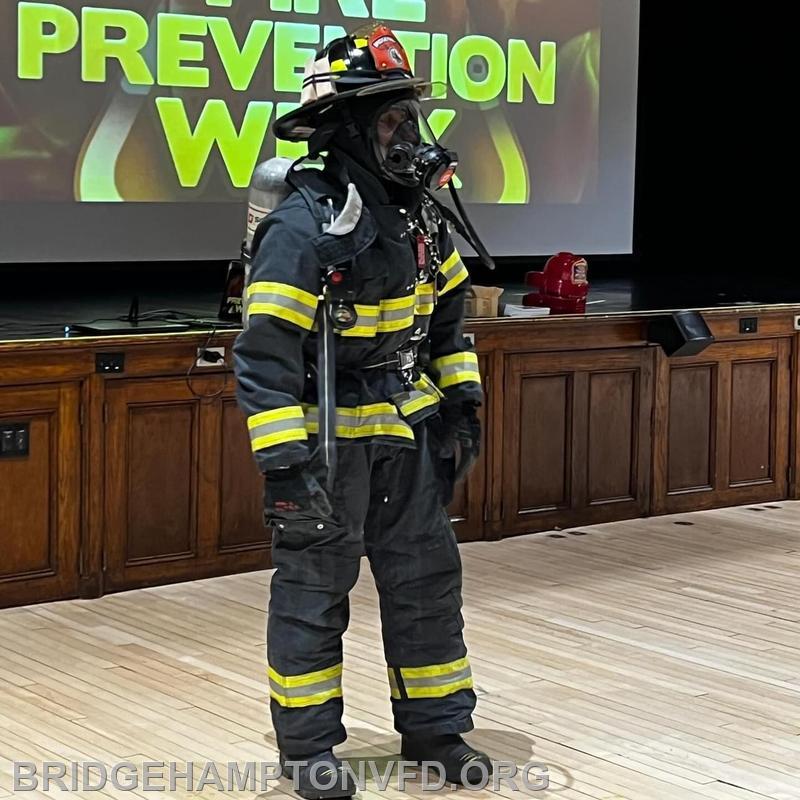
[0,0,640,262]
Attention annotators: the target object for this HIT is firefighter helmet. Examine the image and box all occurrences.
[273,23,430,143]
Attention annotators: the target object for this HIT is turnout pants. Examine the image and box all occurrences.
[266,420,476,756]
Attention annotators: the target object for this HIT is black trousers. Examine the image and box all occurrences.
[266,420,476,756]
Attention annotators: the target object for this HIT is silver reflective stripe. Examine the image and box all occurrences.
[379,305,415,325]
[304,404,415,440]
[249,416,307,444]
[248,291,317,323]
[439,250,469,295]
[269,675,341,699]
[402,665,473,689]
[341,297,416,337]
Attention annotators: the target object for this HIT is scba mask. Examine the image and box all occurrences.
[371,98,458,190]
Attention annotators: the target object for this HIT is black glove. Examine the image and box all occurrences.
[264,464,334,519]
[439,402,481,460]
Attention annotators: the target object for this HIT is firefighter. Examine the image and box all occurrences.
[234,23,491,800]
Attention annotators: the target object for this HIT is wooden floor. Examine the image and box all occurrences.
[1,504,800,800]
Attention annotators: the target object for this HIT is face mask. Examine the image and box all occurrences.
[370,99,458,190]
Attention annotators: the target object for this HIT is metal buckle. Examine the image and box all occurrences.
[398,349,416,372]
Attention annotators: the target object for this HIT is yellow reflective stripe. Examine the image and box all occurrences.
[248,407,305,430]
[339,296,416,338]
[248,406,308,452]
[247,282,318,310]
[269,663,342,689]
[378,318,413,333]
[380,295,416,311]
[330,58,347,72]
[415,282,436,316]
[247,302,316,331]
[247,282,319,331]
[401,392,439,418]
[251,429,308,452]
[405,678,474,700]
[439,250,469,296]
[306,421,415,440]
[270,687,343,709]
[341,325,380,338]
[400,657,470,680]
[432,352,482,389]
[336,402,396,418]
[438,370,482,389]
[395,376,444,418]
[442,267,469,296]
[304,404,416,441]
[432,352,478,370]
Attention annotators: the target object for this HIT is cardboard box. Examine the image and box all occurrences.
[465,286,504,318]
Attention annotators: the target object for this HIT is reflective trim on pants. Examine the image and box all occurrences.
[389,657,474,700]
[269,663,344,709]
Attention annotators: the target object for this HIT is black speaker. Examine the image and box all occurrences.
[647,310,715,357]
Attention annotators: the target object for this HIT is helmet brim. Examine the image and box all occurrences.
[273,78,432,142]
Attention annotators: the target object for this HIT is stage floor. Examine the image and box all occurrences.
[1,505,799,799]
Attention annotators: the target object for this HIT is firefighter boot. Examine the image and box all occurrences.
[401,734,493,787]
[280,751,356,800]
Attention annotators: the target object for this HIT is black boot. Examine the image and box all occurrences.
[279,751,356,800]
[401,734,493,787]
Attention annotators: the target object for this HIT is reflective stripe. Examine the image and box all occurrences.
[396,657,474,700]
[439,249,469,296]
[339,296,416,338]
[415,282,436,316]
[431,352,482,390]
[269,663,343,709]
[247,281,319,331]
[393,375,444,420]
[305,403,415,441]
[248,407,308,452]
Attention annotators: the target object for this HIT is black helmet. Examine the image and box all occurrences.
[273,23,430,143]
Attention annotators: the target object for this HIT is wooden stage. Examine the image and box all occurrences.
[1,503,798,800]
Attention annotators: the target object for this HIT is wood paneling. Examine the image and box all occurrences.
[518,374,571,511]
[0,384,81,608]
[219,398,269,553]
[104,378,269,593]
[653,339,791,513]
[126,404,198,562]
[500,348,653,536]
[729,361,773,485]
[667,365,715,492]
[3,308,800,609]
[587,370,636,503]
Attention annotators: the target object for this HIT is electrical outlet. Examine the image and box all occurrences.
[0,423,30,458]
[196,347,226,368]
[739,318,758,334]
[794,315,800,331]
[96,353,125,373]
